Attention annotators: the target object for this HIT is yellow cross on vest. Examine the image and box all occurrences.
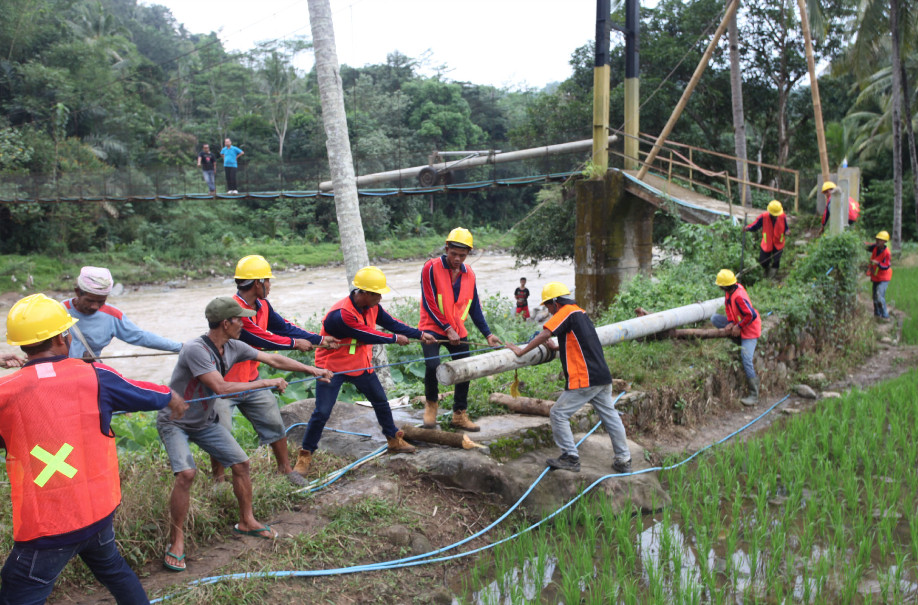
[30,443,78,487]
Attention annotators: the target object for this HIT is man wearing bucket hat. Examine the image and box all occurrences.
[293,267,437,476]
[418,228,503,432]
[0,294,187,603]
[712,269,762,406]
[507,282,631,474]
[866,231,892,320]
[63,266,182,359]
[744,200,789,279]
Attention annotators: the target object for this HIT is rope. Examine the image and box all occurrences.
[150,392,793,602]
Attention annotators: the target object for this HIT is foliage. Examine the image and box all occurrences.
[511,185,576,263]
[887,262,918,344]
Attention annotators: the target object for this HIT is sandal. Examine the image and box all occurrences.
[163,544,186,572]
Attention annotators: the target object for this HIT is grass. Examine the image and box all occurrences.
[460,370,918,603]
[888,264,918,344]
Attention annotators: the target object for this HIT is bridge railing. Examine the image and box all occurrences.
[610,130,799,212]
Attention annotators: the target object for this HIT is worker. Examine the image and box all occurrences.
[866,231,892,320]
[418,228,503,431]
[210,255,340,487]
[712,270,762,406]
[157,297,332,572]
[63,266,182,359]
[294,267,438,476]
[506,283,631,474]
[514,277,531,319]
[745,200,788,278]
[0,294,187,602]
[819,181,860,234]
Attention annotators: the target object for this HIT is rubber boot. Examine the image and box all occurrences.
[767,267,777,279]
[293,449,312,477]
[740,376,760,406]
[422,400,439,429]
[451,410,480,432]
[386,430,417,454]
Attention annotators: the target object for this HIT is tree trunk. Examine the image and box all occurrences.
[307,0,392,385]
[727,0,751,206]
[890,0,903,252]
[900,64,918,235]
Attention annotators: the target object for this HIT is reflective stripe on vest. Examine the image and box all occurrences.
[0,359,121,542]
[418,258,476,339]
[315,296,379,376]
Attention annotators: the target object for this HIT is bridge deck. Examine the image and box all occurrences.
[621,169,755,224]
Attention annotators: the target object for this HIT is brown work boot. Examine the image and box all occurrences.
[293,449,312,476]
[422,400,439,429]
[386,430,417,454]
[450,410,480,432]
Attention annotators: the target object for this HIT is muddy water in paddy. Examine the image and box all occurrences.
[0,254,574,384]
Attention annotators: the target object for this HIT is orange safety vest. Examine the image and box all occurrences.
[0,359,121,542]
[418,259,476,338]
[759,213,787,253]
[870,246,892,282]
[315,296,379,376]
[823,194,861,224]
[725,284,762,340]
[225,293,265,383]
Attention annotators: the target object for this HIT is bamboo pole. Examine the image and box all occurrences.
[796,0,830,180]
[636,0,740,180]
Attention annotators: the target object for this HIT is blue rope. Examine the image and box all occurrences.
[150,392,792,601]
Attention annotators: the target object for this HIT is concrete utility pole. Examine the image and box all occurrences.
[623,0,640,170]
[437,298,722,385]
[592,0,612,173]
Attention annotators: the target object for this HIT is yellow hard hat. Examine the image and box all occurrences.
[352,266,391,294]
[876,230,890,241]
[6,294,77,346]
[821,181,836,193]
[715,269,737,287]
[445,227,474,249]
[541,282,571,305]
[767,200,783,216]
[234,255,274,280]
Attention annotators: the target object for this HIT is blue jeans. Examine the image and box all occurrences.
[0,520,148,605]
[712,314,758,380]
[301,371,397,451]
[872,281,889,318]
[202,169,215,192]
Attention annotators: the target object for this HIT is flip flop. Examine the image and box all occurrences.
[163,544,186,572]
[233,524,277,539]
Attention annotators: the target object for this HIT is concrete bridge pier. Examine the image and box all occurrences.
[575,170,654,314]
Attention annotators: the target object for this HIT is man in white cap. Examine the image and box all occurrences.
[63,266,182,359]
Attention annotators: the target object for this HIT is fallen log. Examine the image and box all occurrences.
[488,393,554,416]
[669,328,731,339]
[400,425,485,449]
[437,298,723,385]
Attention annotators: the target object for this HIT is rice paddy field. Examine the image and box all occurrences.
[460,371,918,603]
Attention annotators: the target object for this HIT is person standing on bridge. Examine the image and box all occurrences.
[418,228,503,431]
[294,267,438,476]
[210,255,340,487]
[744,200,788,279]
[819,181,859,235]
[506,282,631,474]
[712,269,761,406]
[63,266,182,360]
[220,137,244,194]
[866,230,892,320]
[197,143,217,195]
[0,294,187,602]
[158,297,331,571]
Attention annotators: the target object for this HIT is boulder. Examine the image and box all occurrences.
[821,391,842,399]
[794,384,818,399]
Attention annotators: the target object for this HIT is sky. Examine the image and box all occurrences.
[144,0,607,89]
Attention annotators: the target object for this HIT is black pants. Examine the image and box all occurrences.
[224,166,238,191]
[758,247,783,270]
[422,337,470,411]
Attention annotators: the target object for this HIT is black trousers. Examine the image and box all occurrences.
[422,337,470,411]
[224,166,238,191]
[759,247,783,270]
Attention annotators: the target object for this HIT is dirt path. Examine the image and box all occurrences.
[0,254,574,384]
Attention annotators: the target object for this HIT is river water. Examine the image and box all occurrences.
[0,254,574,384]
